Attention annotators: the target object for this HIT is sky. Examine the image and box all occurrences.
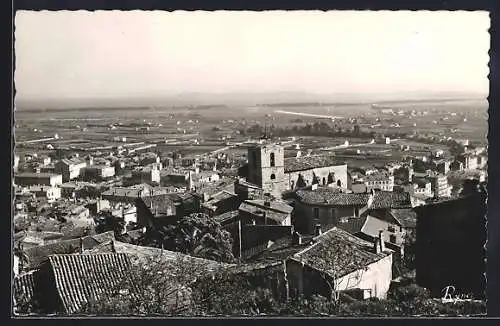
[14,10,490,102]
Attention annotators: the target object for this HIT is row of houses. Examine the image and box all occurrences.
[14,224,397,315]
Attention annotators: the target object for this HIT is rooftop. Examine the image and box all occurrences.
[364,172,393,182]
[203,190,238,206]
[295,187,370,206]
[290,227,391,279]
[338,215,402,245]
[389,208,417,228]
[47,253,132,314]
[284,155,346,173]
[371,191,412,209]
[15,172,61,179]
[22,231,116,270]
[137,193,179,217]
[60,158,86,166]
[244,199,294,214]
[112,240,231,272]
[212,210,240,224]
[239,200,293,224]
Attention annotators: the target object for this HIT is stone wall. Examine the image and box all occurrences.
[285,164,348,191]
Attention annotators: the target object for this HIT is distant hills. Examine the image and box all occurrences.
[15,91,487,111]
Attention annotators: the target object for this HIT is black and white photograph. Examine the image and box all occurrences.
[12,10,489,317]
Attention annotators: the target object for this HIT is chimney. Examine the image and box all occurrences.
[367,189,375,208]
[378,230,386,252]
[373,237,381,254]
[314,224,322,236]
[292,231,303,245]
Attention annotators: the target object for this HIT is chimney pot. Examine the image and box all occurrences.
[293,231,303,245]
[378,230,386,252]
[314,224,322,236]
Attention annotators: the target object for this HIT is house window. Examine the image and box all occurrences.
[355,207,359,217]
[322,177,326,185]
[388,225,395,233]
[313,207,320,219]
[271,173,276,180]
[270,153,275,167]
[337,180,342,187]
[390,234,397,243]
[400,226,403,232]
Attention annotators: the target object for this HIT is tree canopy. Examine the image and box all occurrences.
[139,213,235,263]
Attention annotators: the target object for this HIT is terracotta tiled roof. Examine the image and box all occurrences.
[284,155,346,173]
[295,187,370,206]
[47,253,133,314]
[364,172,393,182]
[203,190,238,207]
[212,210,240,224]
[371,191,412,209]
[339,215,403,245]
[13,270,37,309]
[389,208,417,228]
[337,216,368,234]
[289,227,391,279]
[241,225,293,253]
[112,241,232,272]
[23,231,115,270]
[239,200,292,224]
[245,199,294,214]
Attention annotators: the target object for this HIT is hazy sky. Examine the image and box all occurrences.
[15,10,490,101]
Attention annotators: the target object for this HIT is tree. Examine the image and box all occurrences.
[140,213,235,263]
[402,229,417,272]
[296,174,307,188]
[353,125,361,136]
[312,172,320,185]
[327,172,335,185]
[460,179,481,196]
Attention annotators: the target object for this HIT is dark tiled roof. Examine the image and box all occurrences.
[389,208,417,228]
[23,232,115,270]
[253,236,312,262]
[194,178,236,196]
[59,158,87,167]
[203,190,238,206]
[245,199,294,214]
[239,200,292,224]
[284,155,346,173]
[337,216,368,234]
[212,210,240,224]
[15,172,61,179]
[295,187,370,206]
[241,225,293,252]
[48,253,132,314]
[112,241,231,272]
[364,172,393,182]
[290,228,391,279]
[371,191,412,209]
